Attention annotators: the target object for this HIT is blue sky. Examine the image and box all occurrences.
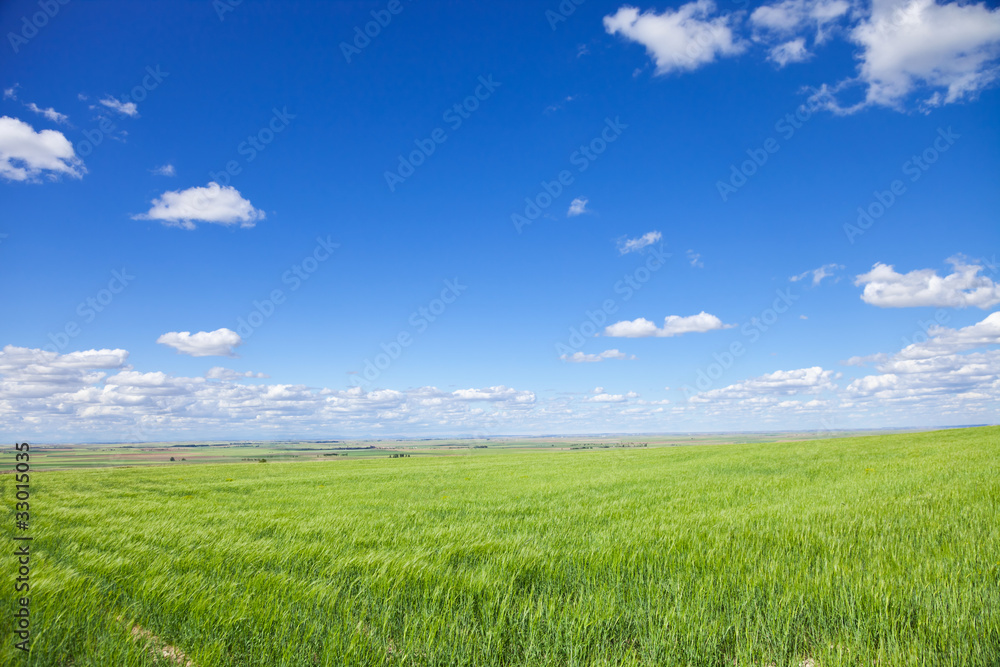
[1,0,999,442]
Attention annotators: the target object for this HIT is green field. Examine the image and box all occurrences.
[3,427,998,665]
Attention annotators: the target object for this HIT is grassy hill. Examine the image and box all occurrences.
[3,426,998,665]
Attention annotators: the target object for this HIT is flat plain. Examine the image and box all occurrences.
[2,426,997,665]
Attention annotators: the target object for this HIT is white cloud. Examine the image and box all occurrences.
[604,1,745,74]
[843,352,888,367]
[750,0,852,41]
[605,311,733,337]
[0,116,85,182]
[205,367,270,381]
[845,312,1000,405]
[818,0,1000,112]
[586,390,639,403]
[791,262,843,286]
[0,345,546,441]
[545,96,580,114]
[855,256,1000,309]
[686,249,704,268]
[690,366,841,403]
[560,349,636,363]
[98,97,139,117]
[611,0,1000,114]
[769,37,811,66]
[450,386,536,403]
[25,102,68,125]
[567,197,589,216]
[133,182,265,229]
[157,329,243,357]
[0,347,130,400]
[618,230,662,254]
[151,163,175,177]
[3,85,19,100]
[893,311,1000,360]
[3,326,998,440]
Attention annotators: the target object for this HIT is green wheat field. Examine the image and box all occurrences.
[2,426,998,666]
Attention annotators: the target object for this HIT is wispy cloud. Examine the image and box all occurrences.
[151,163,176,177]
[618,230,662,254]
[560,349,636,363]
[791,263,842,286]
[205,367,270,380]
[567,196,589,217]
[98,96,139,117]
[585,387,639,403]
[24,102,68,124]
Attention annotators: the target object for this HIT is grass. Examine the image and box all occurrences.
[2,427,998,665]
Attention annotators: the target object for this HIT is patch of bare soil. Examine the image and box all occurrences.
[118,616,195,667]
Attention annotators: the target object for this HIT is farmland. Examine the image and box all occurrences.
[2,426,998,665]
[15,428,922,471]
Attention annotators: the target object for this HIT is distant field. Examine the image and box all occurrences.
[16,428,928,470]
[2,427,998,665]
